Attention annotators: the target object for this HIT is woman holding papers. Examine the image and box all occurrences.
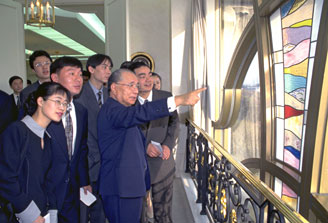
[0,83,70,223]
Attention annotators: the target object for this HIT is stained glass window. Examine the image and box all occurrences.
[270,0,324,210]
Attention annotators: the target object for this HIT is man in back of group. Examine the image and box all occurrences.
[76,54,113,223]
[20,50,52,103]
[8,76,23,119]
[97,68,206,222]
[47,56,91,223]
[130,62,178,223]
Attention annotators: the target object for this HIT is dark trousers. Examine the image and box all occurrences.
[80,182,107,223]
[102,195,143,223]
[58,183,79,223]
[141,173,174,223]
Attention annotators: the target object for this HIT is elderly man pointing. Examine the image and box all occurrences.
[97,68,205,223]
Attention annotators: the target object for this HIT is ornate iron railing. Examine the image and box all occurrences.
[185,119,309,223]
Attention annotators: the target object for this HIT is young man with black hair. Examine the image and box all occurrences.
[76,54,113,223]
[47,56,91,223]
[129,62,178,223]
[20,50,52,103]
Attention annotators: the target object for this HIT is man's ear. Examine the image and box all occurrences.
[51,73,58,82]
[110,83,116,94]
[88,66,94,74]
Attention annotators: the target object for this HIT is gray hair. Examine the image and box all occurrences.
[108,68,134,91]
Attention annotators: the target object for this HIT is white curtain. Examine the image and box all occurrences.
[191,0,208,130]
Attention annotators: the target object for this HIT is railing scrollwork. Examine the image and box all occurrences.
[185,119,308,223]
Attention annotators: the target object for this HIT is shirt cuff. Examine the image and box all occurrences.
[48,209,58,223]
[167,96,177,112]
[15,200,40,223]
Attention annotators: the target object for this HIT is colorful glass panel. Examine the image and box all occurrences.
[270,0,324,210]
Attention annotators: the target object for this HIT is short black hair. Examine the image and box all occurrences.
[29,50,52,69]
[128,61,149,73]
[50,56,83,78]
[86,54,113,72]
[120,61,132,69]
[9,76,23,86]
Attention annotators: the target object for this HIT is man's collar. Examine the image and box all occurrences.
[138,90,153,105]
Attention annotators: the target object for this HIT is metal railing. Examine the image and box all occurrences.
[185,119,309,223]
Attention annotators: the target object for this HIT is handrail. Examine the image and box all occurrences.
[187,119,309,223]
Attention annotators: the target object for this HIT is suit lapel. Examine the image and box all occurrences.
[49,121,70,161]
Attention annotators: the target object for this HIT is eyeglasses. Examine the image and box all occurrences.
[47,99,68,108]
[116,82,140,89]
[100,64,112,70]
[35,61,51,68]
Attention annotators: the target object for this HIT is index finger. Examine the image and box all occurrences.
[194,87,207,94]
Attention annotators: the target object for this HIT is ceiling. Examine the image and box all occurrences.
[14,0,106,61]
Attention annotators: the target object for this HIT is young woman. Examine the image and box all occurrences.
[151,72,162,90]
[0,82,70,223]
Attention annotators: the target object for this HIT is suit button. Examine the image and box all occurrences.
[65,178,70,183]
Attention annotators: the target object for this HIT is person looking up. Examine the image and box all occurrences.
[0,82,70,223]
[47,56,91,223]
[76,53,113,223]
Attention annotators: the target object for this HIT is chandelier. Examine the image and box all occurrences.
[25,0,55,27]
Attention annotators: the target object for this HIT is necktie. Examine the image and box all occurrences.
[65,104,73,160]
[97,91,102,108]
[16,95,21,108]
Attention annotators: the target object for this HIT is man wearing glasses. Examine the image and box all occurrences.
[129,62,178,223]
[97,69,206,222]
[20,50,52,104]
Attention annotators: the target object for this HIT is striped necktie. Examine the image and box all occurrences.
[65,104,73,160]
[97,91,102,108]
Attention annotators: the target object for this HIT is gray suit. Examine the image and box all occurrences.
[139,89,179,223]
[75,81,108,223]
[20,81,40,104]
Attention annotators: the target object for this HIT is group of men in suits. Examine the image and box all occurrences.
[0,49,205,223]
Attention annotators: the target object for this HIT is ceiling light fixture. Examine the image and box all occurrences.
[25,0,55,27]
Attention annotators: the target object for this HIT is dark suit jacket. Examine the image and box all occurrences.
[10,94,19,120]
[0,90,16,134]
[20,81,40,104]
[75,82,108,182]
[47,101,89,210]
[139,89,179,184]
[97,97,171,198]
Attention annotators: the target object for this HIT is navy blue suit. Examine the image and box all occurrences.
[0,90,15,134]
[47,101,89,223]
[97,97,171,222]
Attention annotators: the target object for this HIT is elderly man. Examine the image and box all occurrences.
[97,69,205,223]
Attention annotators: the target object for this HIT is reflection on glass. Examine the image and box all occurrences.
[220,0,254,82]
[231,53,260,162]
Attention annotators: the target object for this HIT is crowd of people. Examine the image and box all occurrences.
[0,50,205,223]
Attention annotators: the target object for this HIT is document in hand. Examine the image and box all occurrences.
[80,188,97,206]
[151,140,163,157]
[44,213,50,223]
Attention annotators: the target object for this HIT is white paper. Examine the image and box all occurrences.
[44,213,50,223]
[80,188,97,206]
[151,140,163,157]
